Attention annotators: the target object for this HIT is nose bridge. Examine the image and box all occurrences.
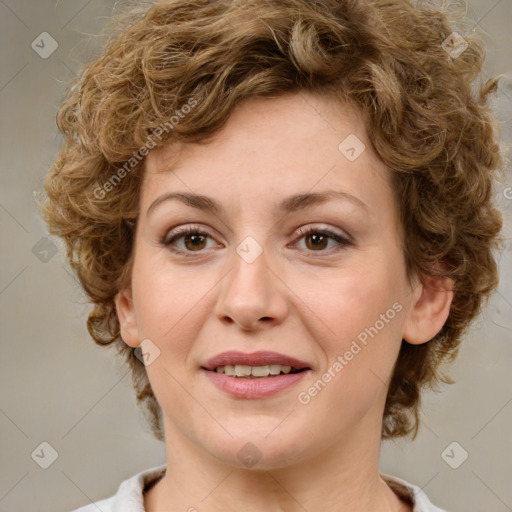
[215,234,287,329]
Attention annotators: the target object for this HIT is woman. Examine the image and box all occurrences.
[40,0,504,510]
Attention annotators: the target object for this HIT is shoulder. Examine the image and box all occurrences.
[381,473,450,512]
[70,464,167,512]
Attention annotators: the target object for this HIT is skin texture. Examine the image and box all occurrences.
[115,92,453,512]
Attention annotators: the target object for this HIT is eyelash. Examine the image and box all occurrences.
[162,224,352,258]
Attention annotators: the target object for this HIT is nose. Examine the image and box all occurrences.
[214,241,289,331]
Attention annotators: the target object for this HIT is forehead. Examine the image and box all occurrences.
[140,92,393,221]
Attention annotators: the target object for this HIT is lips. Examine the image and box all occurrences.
[201,351,311,371]
[201,350,311,399]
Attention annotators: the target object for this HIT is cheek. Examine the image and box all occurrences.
[131,249,228,377]
[300,253,404,345]
[295,267,405,432]
[132,247,203,331]
[299,253,406,401]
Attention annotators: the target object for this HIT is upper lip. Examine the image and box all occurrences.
[202,351,311,371]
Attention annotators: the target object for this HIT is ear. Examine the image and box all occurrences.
[114,286,140,348]
[402,274,454,345]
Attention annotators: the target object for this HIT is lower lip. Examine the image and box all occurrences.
[202,369,309,399]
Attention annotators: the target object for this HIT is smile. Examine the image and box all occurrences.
[213,364,305,377]
[201,350,312,398]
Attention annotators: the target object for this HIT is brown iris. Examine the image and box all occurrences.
[183,233,208,251]
[304,232,328,251]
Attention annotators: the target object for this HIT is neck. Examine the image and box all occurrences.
[144,415,411,512]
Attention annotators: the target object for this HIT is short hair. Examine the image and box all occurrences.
[40,0,504,441]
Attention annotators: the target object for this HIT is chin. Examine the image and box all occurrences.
[202,424,311,471]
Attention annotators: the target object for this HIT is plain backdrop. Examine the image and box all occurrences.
[0,1,511,511]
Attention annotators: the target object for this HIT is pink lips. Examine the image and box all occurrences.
[201,350,311,399]
[202,350,311,371]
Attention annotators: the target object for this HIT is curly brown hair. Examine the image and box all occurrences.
[39,0,504,442]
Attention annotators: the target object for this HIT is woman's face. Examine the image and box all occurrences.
[117,92,425,469]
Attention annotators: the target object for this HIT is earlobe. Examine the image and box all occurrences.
[114,287,140,348]
[402,275,454,345]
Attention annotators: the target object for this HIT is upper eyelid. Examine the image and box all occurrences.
[295,225,351,240]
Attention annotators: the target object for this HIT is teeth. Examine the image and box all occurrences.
[214,364,293,377]
[235,364,252,377]
[269,364,282,375]
[224,365,235,376]
[251,365,270,377]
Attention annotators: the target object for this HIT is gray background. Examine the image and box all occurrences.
[0,1,511,511]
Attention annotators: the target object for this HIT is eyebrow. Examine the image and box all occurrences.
[146,190,370,218]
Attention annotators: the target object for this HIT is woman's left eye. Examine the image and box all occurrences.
[293,226,352,254]
[162,225,352,256]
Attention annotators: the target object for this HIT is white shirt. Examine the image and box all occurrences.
[72,464,448,512]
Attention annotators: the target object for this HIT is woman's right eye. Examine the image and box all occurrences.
[163,226,220,256]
